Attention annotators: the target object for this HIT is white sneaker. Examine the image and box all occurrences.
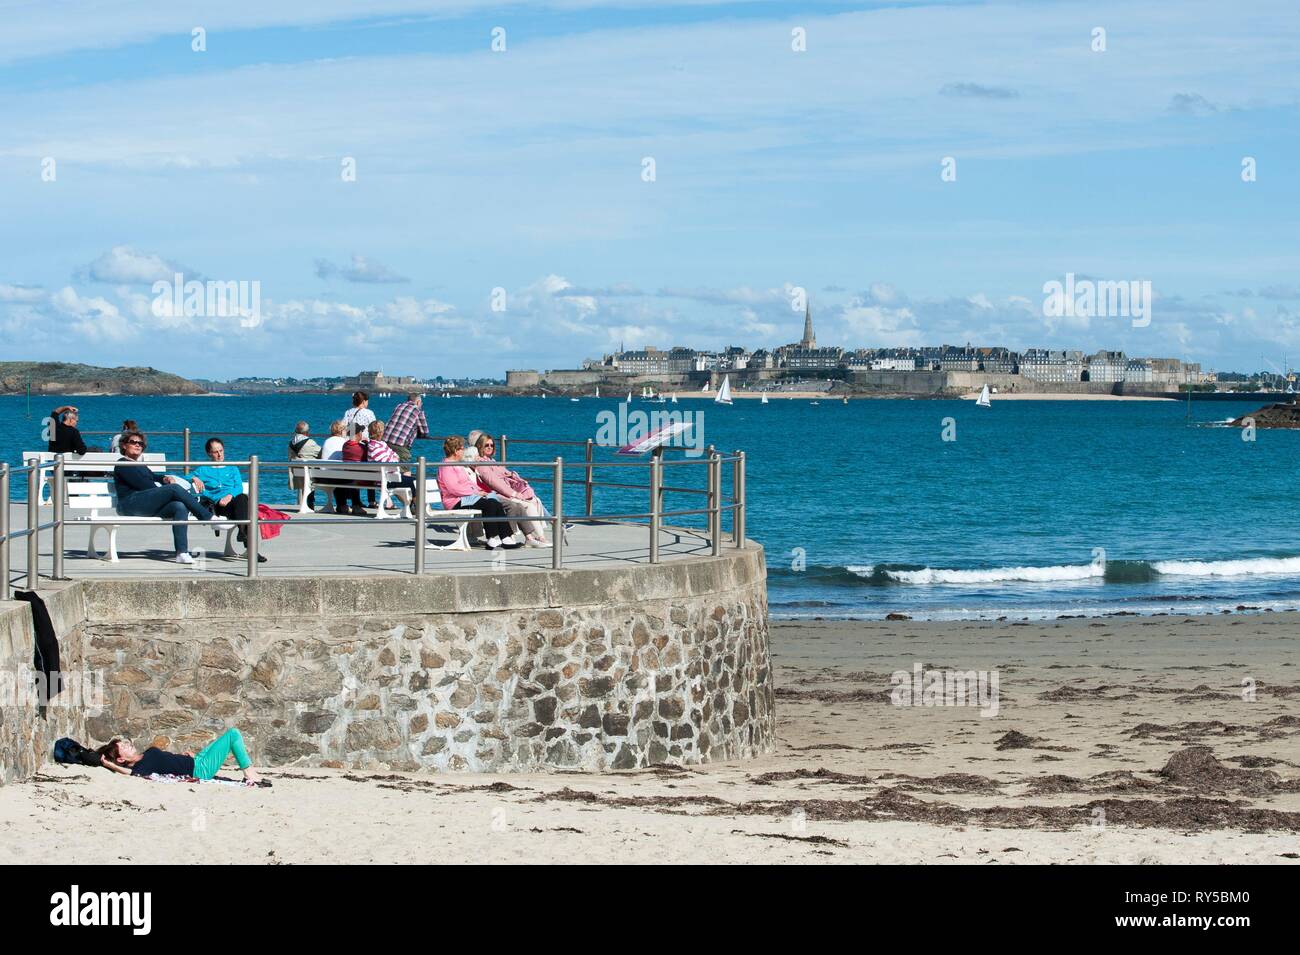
[174,551,195,564]
[486,536,502,549]
[525,537,548,548]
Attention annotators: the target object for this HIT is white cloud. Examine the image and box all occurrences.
[315,255,409,284]
[76,245,195,285]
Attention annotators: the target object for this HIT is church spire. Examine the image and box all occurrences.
[801,300,816,349]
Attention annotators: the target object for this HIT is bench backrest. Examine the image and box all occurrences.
[65,479,248,518]
[23,450,166,472]
[311,464,388,489]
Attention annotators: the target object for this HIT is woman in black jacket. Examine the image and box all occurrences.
[113,431,213,563]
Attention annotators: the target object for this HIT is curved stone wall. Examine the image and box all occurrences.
[77,546,773,771]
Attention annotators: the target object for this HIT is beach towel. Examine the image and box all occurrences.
[257,504,291,540]
[143,773,261,788]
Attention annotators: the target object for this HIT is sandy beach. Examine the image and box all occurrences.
[2,612,1296,865]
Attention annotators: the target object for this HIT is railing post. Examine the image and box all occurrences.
[183,428,192,475]
[1,464,10,600]
[734,451,746,548]
[52,455,65,580]
[649,454,661,563]
[499,434,508,463]
[552,457,564,570]
[709,451,721,557]
[26,463,39,590]
[414,457,427,576]
[584,438,594,517]
[246,456,259,577]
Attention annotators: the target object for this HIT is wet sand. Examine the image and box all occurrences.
[2,614,1297,864]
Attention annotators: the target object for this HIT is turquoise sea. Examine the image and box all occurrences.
[4,393,1297,621]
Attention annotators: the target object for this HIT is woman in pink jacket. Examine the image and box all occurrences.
[436,436,515,549]
[473,433,548,547]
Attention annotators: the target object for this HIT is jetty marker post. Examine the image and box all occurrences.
[414,457,427,575]
[649,452,661,563]
[52,454,65,580]
[1,464,10,600]
[552,457,563,570]
[246,456,259,577]
[26,464,38,589]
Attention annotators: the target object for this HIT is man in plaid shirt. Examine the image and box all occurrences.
[383,392,431,462]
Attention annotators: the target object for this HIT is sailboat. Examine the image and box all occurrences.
[595,386,600,398]
[701,381,710,393]
[976,384,992,408]
[626,390,633,403]
[670,394,678,404]
[760,392,768,405]
[715,375,733,405]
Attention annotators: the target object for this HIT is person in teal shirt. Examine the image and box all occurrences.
[191,438,266,562]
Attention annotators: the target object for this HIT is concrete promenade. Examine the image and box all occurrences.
[5,502,716,581]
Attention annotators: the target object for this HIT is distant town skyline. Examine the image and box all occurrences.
[2,1,1297,378]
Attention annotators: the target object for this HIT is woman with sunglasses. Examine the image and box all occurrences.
[113,430,214,563]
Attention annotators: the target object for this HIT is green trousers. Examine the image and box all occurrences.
[193,728,251,779]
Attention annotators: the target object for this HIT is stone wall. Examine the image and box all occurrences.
[0,585,87,784]
[74,547,774,772]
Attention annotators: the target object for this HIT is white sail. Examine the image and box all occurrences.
[626,390,632,403]
[670,394,678,403]
[760,392,768,404]
[595,386,600,398]
[715,375,733,405]
[976,384,992,407]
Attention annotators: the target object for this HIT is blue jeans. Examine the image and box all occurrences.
[120,485,213,553]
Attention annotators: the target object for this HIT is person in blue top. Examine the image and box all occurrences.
[96,727,268,786]
[191,437,266,563]
[112,430,213,564]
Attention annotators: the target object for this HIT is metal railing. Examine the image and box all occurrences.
[2,440,747,597]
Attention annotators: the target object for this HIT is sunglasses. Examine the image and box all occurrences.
[124,439,143,446]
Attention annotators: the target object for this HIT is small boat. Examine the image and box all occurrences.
[626,390,633,403]
[595,386,600,398]
[760,393,768,405]
[670,394,678,404]
[715,375,733,405]
[570,397,579,402]
[701,382,710,393]
[976,384,992,408]
[810,400,820,406]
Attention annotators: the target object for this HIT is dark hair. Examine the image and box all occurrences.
[120,430,147,450]
[352,391,368,407]
[121,419,137,431]
[205,437,224,453]
[95,739,125,767]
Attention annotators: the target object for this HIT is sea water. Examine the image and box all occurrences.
[4,393,1295,620]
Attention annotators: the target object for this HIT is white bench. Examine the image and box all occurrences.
[308,464,480,550]
[66,480,245,562]
[309,463,406,519]
[25,451,165,505]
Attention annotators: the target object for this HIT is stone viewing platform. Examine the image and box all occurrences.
[1,529,773,777]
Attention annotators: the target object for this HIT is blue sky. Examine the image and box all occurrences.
[1,0,1298,379]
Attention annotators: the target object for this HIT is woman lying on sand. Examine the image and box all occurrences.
[97,728,269,786]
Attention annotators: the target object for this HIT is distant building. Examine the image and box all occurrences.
[344,370,420,392]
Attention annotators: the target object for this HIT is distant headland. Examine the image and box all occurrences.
[0,362,206,396]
